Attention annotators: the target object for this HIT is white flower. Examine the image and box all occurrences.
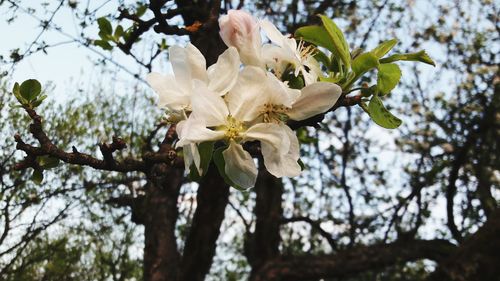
[146,43,240,112]
[260,19,321,85]
[177,80,290,188]
[219,10,264,67]
[225,66,342,177]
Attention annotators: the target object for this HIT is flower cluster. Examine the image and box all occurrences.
[147,10,341,188]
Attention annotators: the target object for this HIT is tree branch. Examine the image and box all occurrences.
[14,106,145,173]
[251,239,457,281]
[281,216,337,250]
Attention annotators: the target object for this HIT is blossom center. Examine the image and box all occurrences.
[297,40,316,62]
[221,116,245,140]
[261,103,290,123]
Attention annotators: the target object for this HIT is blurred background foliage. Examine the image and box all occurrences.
[0,0,498,280]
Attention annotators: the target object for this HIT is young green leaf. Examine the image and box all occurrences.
[197,141,215,177]
[319,15,351,69]
[20,79,42,101]
[12,82,25,103]
[31,169,44,185]
[368,95,402,129]
[97,17,112,35]
[371,39,398,58]
[298,158,306,171]
[380,50,435,66]
[32,95,48,108]
[94,40,113,50]
[295,25,334,52]
[313,49,331,69]
[351,52,379,76]
[114,25,124,40]
[136,4,148,18]
[377,63,402,94]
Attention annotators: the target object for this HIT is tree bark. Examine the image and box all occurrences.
[143,164,184,281]
[178,165,230,281]
[248,169,284,278]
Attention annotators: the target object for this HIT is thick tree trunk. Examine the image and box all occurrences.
[248,169,284,278]
[178,165,230,281]
[143,165,184,281]
[141,2,229,281]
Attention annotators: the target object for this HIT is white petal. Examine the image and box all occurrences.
[301,57,321,85]
[176,118,225,147]
[260,19,285,47]
[191,81,229,127]
[225,66,267,122]
[243,123,289,153]
[240,20,264,67]
[183,143,202,175]
[146,72,189,111]
[261,145,302,178]
[261,124,301,178]
[261,144,301,178]
[288,82,342,121]
[186,43,208,82]
[207,47,240,95]
[169,46,193,94]
[266,72,301,107]
[261,45,289,75]
[222,140,258,189]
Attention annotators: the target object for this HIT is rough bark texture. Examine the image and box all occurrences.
[174,2,229,281]
[178,165,230,281]
[247,169,284,278]
[143,165,184,281]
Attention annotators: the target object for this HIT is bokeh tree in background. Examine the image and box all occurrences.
[0,1,498,281]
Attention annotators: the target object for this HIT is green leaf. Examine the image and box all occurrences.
[351,52,379,76]
[371,39,398,58]
[298,158,305,171]
[360,85,378,97]
[319,15,351,69]
[313,49,331,69]
[380,50,435,66]
[136,4,148,18]
[97,17,112,35]
[160,38,169,50]
[12,82,25,103]
[377,63,402,94]
[94,40,113,50]
[114,25,124,39]
[213,147,246,190]
[295,25,334,52]
[38,156,60,169]
[98,31,113,41]
[198,141,214,176]
[20,79,42,101]
[31,169,44,185]
[32,94,47,108]
[368,95,402,129]
[287,75,304,90]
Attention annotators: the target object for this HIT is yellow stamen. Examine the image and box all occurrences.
[261,103,290,123]
[219,116,245,141]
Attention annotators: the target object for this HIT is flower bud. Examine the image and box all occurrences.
[219,10,263,67]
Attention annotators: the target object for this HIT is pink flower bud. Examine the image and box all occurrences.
[219,10,263,66]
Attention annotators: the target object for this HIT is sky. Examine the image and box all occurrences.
[0,0,177,102]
